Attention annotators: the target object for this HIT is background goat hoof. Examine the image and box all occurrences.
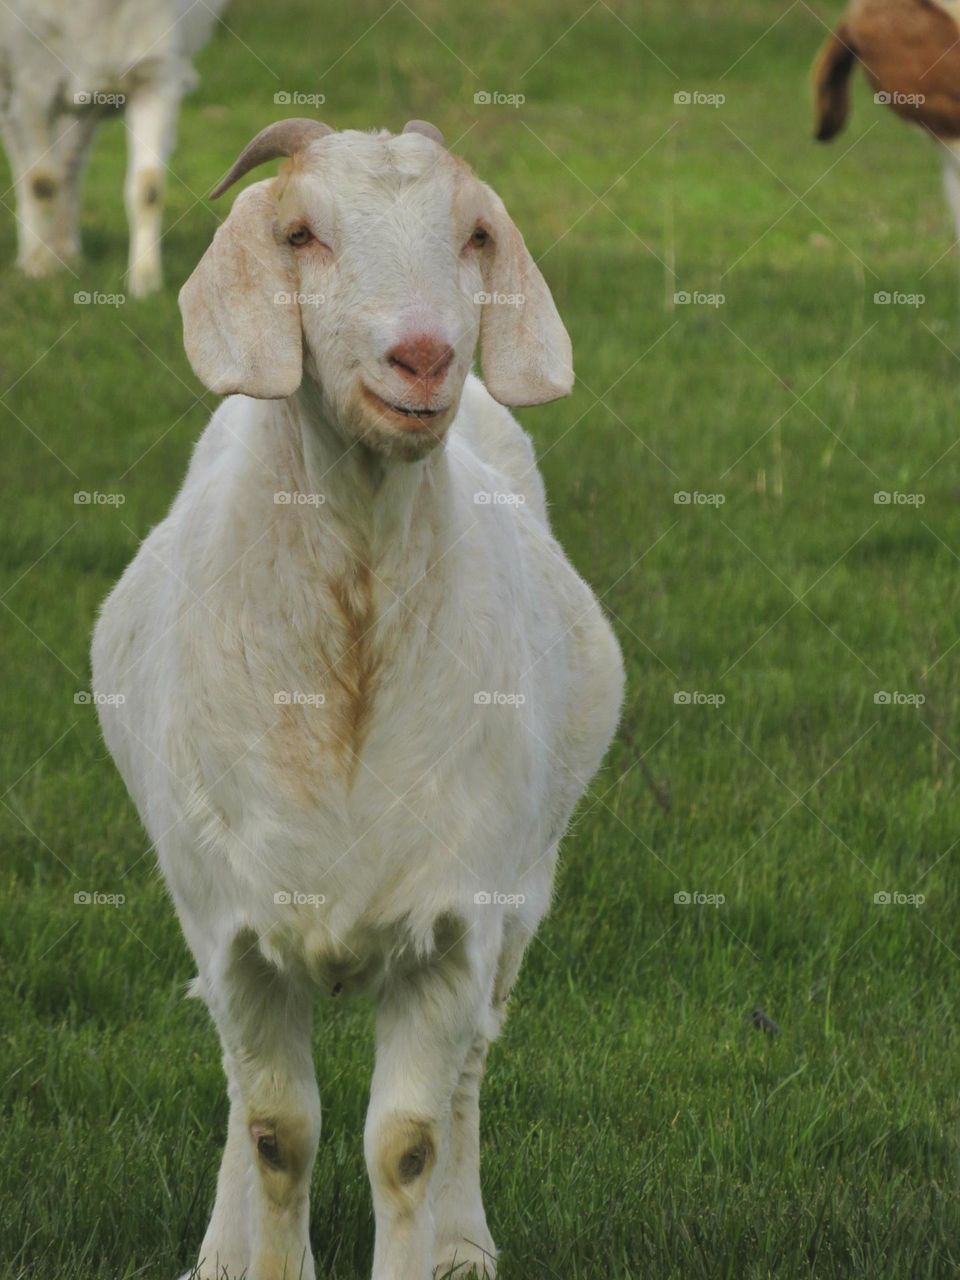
[19,249,74,278]
[129,260,163,297]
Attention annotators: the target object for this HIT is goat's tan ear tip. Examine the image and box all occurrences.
[544,373,575,404]
[402,119,444,145]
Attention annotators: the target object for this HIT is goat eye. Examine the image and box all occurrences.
[469,227,488,248]
[288,225,313,246]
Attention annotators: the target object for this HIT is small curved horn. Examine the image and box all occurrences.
[402,119,444,145]
[209,118,334,200]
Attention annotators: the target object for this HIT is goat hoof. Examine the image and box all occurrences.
[433,1241,498,1278]
[129,261,162,297]
[19,250,74,278]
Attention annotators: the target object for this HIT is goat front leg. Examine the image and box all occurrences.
[123,84,178,296]
[7,110,95,277]
[431,929,529,1278]
[365,923,498,1280]
[186,933,320,1280]
[942,142,960,250]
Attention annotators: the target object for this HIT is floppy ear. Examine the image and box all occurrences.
[479,191,573,406]
[179,181,303,398]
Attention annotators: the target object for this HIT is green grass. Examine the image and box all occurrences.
[3,1,960,1276]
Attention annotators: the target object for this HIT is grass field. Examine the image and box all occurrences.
[3,1,960,1276]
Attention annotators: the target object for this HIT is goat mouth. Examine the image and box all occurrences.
[362,386,448,428]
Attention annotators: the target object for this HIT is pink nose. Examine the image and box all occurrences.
[387,333,454,386]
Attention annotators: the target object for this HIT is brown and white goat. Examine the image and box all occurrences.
[812,0,960,238]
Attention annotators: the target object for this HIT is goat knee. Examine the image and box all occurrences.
[249,1108,320,1208]
[366,1113,438,1214]
[30,172,57,201]
[129,166,163,211]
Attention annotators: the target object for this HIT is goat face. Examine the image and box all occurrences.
[179,121,573,461]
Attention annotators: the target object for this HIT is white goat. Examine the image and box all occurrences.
[92,118,624,1280]
[0,0,226,295]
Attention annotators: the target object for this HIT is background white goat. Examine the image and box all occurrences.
[812,0,960,240]
[0,0,227,295]
[92,118,624,1280]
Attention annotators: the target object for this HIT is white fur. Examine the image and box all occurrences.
[92,127,623,1280]
[942,140,960,240]
[0,0,226,294]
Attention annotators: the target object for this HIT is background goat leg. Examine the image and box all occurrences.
[123,82,178,297]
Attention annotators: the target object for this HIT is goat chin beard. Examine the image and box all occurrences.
[360,415,449,462]
[298,376,455,464]
[345,393,454,463]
